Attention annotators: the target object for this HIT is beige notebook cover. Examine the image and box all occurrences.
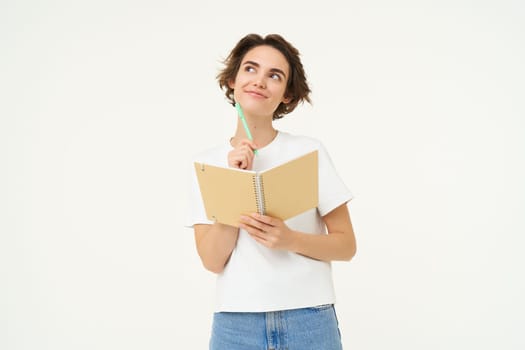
[194,150,318,227]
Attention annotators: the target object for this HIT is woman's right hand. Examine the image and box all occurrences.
[228,139,257,170]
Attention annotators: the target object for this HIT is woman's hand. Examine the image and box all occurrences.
[228,139,257,170]
[239,213,297,251]
[239,205,356,261]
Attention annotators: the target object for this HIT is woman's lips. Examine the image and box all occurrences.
[245,90,267,98]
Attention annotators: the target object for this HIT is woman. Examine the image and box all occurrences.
[188,33,356,350]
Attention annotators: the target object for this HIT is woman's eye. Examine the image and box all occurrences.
[270,73,281,80]
[245,66,255,73]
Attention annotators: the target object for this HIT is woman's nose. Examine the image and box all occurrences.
[253,75,266,88]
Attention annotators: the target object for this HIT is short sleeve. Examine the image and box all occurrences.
[317,142,353,216]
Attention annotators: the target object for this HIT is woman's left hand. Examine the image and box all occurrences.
[239,213,297,251]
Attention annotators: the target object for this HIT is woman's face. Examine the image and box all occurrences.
[229,45,291,119]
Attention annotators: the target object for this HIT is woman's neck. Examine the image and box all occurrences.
[231,113,277,149]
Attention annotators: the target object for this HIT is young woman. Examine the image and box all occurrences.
[188,33,356,350]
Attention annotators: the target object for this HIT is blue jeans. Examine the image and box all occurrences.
[210,304,343,350]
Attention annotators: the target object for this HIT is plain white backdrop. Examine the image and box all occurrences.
[1,0,524,349]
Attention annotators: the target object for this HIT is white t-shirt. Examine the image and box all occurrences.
[187,131,353,312]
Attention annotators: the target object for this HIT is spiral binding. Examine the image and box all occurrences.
[252,175,266,214]
[258,176,266,214]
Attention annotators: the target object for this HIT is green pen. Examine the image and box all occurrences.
[235,102,258,155]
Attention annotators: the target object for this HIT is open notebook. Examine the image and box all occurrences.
[194,150,318,227]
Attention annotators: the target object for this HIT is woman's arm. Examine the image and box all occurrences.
[292,204,356,261]
[193,138,256,273]
[194,223,239,274]
[239,203,356,262]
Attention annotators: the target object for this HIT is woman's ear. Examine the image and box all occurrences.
[228,79,235,89]
[282,95,292,104]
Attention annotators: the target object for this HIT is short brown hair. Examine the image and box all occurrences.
[217,33,312,120]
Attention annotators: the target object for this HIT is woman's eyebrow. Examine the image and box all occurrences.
[243,60,287,79]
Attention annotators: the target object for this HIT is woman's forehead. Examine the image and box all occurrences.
[242,45,289,73]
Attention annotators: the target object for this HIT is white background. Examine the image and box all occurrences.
[1,0,524,349]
